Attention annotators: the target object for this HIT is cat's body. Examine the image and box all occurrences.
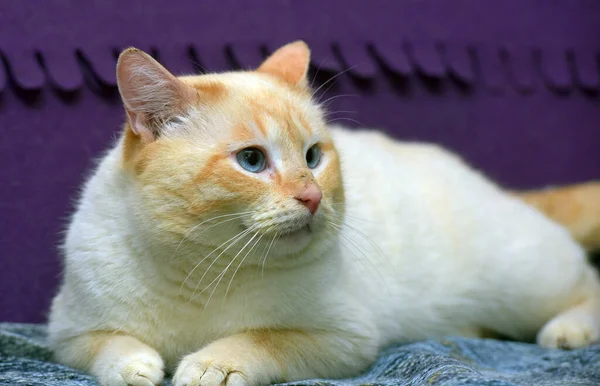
[49,42,600,386]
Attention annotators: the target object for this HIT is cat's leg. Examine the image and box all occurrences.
[472,239,600,350]
[53,332,164,386]
[537,299,600,348]
[515,182,600,252]
[172,329,376,386]
[537,268,600,349]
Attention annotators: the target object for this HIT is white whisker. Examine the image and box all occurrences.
[319,93,359,107]
[177,212,255,295]
[330,218,393,272]
[309,66,357,102]
[187,226,256,302]
[224,232,265,302]
[323,110,358,117]
[329,222,381,284]
[327,221,389,292]
[199,230,260,310]
[261,231,280,277]
[327,117,363,126]
[309,58,328,90]
[329,203,373,224]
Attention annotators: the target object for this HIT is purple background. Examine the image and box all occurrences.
[1,0,599,323]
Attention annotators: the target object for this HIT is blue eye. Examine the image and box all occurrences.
[306,144,321,169]
[236,147,267,173]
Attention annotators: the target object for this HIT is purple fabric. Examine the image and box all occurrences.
[1,1,599,323]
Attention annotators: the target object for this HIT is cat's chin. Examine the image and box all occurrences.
[239,220,325,259]
[268,224,324,258]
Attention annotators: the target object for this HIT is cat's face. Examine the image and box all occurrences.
[117,42,344,264]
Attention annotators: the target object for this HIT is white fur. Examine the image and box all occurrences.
[49,124,600,386]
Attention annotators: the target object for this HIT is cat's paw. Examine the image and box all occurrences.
[173,354,248,386]
[96,351,165,386]
[537,317,599,349]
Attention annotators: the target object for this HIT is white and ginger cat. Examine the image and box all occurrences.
[48,41,600,386]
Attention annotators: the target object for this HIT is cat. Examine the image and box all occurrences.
[48,41,600,386]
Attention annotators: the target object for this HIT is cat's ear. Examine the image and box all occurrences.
[116,48,197,142]
[257,41,310,88]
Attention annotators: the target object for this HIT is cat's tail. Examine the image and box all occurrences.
[514,182,600,252]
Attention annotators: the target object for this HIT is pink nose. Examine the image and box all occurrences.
[295,185,322,214]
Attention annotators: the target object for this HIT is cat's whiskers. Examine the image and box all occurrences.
[223,231,266,304]
[261,231,280,277]
[327,117,364,126]
[174,212,254,261]
[177,211,255,295]
[322,106,363,128]
[308,65,357,103]
[308,58,327,90]
[197,229,261,310]
[256,227,274,274]
[185,225,257,302]
[330,217,394,276]
[327,220,390,292]
[329,202,376,225]
[323,110,358,118]
[319,93,359,107]
[327,221,380,282]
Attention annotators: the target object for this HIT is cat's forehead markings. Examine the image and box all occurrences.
[247,119,267,139]
[264,115,286,143]
[264,114,303,147]
[248,111,267,136]
[291,111,311,138]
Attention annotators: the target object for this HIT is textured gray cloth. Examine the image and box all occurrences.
[1,323,600,385]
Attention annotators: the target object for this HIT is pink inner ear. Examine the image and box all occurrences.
[126,110,155,143]
[117,48,198,143]
[258,41,310,86]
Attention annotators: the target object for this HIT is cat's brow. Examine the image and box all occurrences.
[225,139,269,153]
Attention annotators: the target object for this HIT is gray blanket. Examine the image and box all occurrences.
[1,323,600,386]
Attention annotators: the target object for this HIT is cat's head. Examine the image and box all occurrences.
[116,41,344,265]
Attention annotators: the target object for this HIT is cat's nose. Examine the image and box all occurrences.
[294,185,322,214]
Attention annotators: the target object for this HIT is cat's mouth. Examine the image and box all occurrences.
[240,223,312,238]
[278,224,311,238]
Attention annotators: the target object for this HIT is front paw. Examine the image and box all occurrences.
[173,353,248,386]
[96,351,164,386]
[537,316,599,349]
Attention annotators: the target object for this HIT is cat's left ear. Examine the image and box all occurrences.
[257,41,310,88]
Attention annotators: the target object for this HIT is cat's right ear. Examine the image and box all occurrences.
[116,48,197,142]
